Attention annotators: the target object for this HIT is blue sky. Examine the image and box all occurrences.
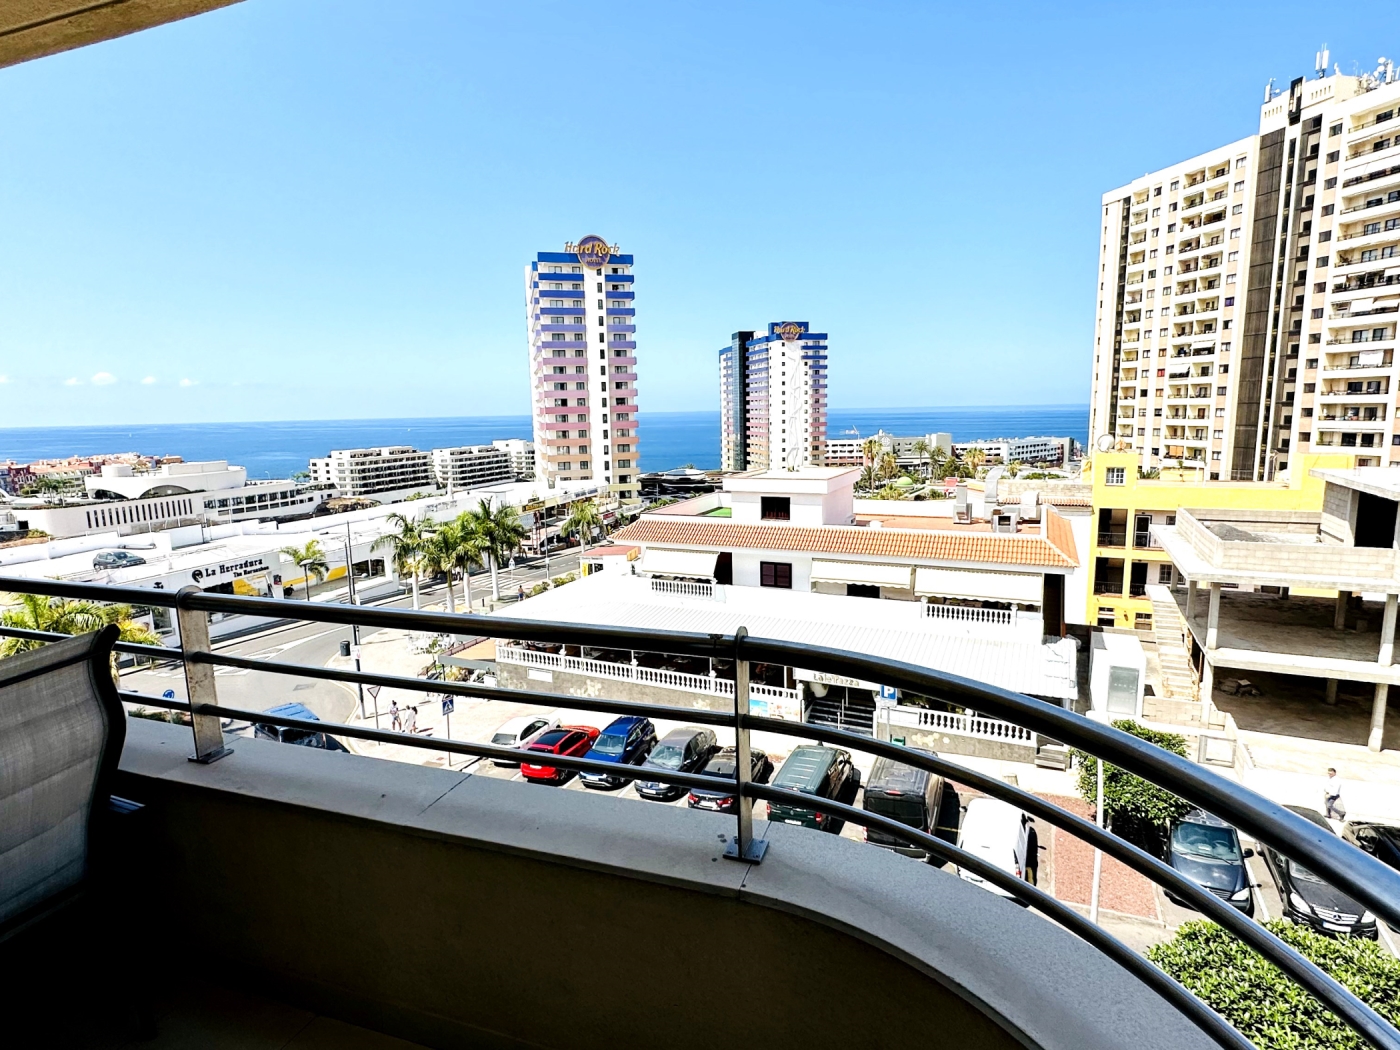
[0,1,1388,426]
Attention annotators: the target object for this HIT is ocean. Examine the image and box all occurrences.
[0,406,1088,479]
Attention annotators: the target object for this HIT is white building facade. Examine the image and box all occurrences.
[491,438,536,480]
[526,237,640,498]
[309,446,436,498]
[431,445,513,492]
[1092,60,1400,479]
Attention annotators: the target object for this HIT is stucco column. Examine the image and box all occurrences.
[1324,679,1338,706]
[1186,580,1197,621]
[1206,583,1222,651]
[1380,594,1398,667]
[1335,590,1351,630]
[1200,659,1214,703]
[1370,684,1389,752]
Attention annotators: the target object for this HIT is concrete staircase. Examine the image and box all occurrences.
[1149,586,1198,702]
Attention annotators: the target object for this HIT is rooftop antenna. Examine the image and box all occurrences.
[1316,46,1329,79]
[1263,77,1276,102]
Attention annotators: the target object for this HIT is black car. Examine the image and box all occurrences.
[635,727,719,801]
[686,747,774,813]
[766,746,861,833]
[1166,809,1254,915]
[862,753,949,861]
[1264,805,1377,939]
[1344,821,1400,873]
[93,550,146,569]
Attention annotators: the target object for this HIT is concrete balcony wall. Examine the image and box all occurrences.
[1173,508,1395,579]
[114,719,1214,1050]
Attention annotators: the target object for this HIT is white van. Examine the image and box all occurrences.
[954,797,1038,897]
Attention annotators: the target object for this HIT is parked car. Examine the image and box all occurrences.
[766,745,861,833]
[686,747,773,813]
[1263,805,1377,938]
[93,550,146,570]
[862,753,948,861]
[489,714,560,767]
[520,726,600,784]
[1343,820,1400,873]
[252,702,349,752]
[579,716,658,789]
[1165,809,1254,914]
[954,797,1037,898]
[635,727,719,801]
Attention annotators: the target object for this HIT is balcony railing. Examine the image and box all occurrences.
[3,575,1400,1050]
[1097,529,1127,547]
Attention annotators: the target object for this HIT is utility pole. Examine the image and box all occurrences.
[341,522,366,720]
[1089,757,1105,924]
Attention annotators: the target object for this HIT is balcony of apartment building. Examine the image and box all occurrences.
[1153,472,1400,749]
[1340,187,1400,218]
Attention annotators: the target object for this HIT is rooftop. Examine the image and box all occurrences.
[495,572,1079,699]
[1312,467,1400,501]
[612,509,1078,570]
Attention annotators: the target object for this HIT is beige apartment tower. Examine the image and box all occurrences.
[1091,59,1400,479]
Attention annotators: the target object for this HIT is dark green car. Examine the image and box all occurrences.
[767,745,861,833]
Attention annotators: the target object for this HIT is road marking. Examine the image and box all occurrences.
[1379,920,1398,958]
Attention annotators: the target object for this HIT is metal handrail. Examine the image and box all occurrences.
[4,575,1400,1050]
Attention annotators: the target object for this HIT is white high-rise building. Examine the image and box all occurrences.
[525,237,640,498]
[430,445,513,492]
[719,322,828,472]
[1091,58,1400,478]
[308,447,435,498]
[491,439,536,480]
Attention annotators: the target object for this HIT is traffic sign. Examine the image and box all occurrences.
[441,696,454,716]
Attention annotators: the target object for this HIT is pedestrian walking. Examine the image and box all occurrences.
[517,585,526,603]
[1324,767,1346,820]
[404,704,418,734]
[390,699,402,732]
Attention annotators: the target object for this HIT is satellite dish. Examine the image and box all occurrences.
[1095,434,1116,453]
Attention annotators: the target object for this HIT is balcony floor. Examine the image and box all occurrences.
[36,979,429,1050]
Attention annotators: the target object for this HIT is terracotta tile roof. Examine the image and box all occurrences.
[612,509,1078,568]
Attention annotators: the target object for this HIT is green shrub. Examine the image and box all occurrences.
[1149,919,1400,1050]
[1073,719,1190,854]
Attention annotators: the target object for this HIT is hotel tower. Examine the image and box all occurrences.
[719,322,828,471]
[525,237,640,497]
[1091,58,1400,478]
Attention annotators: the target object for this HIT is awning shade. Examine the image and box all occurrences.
[639,548,719,578]
[810,560,912,589]
[914,567,1042,603]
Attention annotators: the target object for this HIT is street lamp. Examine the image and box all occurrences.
[320,523,368,723]
[298,560,315,602]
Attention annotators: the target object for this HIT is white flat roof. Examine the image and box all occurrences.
[1311,467,1400,501]
[495,574,1077,700]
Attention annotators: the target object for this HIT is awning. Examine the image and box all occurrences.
[810,560,912,589]
[914,567,1043,603]
[639,548,719,578]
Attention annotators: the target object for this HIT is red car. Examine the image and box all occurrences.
[520,726,601,783]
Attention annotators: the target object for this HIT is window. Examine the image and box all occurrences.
[1312,308,1324,318]
[760,562,792,589]
[1324,177,1337,190]
[1232,204,1243,214]
[1330,123,1342,136]
[760,496,791,521]
[1105,467,1126,486]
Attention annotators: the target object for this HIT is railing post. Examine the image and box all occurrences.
[724,626,767,863]
[176,586,233,764]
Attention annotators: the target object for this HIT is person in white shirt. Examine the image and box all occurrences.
[1324,767,1345,820]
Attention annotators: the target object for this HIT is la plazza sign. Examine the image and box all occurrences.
[564,235,621,270]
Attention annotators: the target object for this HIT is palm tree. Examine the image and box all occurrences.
[911,438,931,478]
[559,499,605,565]
[1007,459,1023,478]
[1,594,161,660]
[928,445,950,481]
[374,513,426,609]
[472,499,528,601]
[857,465,878,492]
[419,517,486,615]
[861,436,883,467]
[875,450,899,482]
[279,540,329,600]
[962,447,987,477]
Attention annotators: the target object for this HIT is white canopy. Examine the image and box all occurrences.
[810,560,912,589]
[914,567,1043,604]
[639,548,719,579]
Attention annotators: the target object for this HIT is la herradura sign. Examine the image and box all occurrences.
[565,235,621,270]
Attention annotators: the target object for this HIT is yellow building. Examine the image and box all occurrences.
[1086,450,1351,631]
